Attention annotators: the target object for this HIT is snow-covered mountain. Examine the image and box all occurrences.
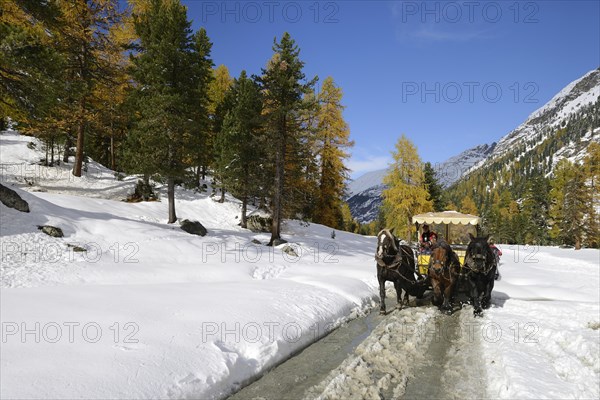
[434,143,497,187]
[469,67,600,174]
[347,168,388,198]
[346,67,600,223]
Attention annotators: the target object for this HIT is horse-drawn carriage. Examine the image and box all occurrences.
[411,211,481,275]
[375,211,497,317]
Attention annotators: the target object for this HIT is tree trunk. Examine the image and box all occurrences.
[167,176,177,224]
[269,117,286,245]
[201,165,206,180]
[0,117,5,131]
[49,135,55,167]
[63,134,71,163]
[110,132,115,171]
[219,187,225,203]
[72,101,86,177]
[195,166,201,188]
[241,196,248,229]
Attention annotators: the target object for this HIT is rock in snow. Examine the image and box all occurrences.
[0,183,30,212]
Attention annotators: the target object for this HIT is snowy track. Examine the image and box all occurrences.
[230,292,490,400]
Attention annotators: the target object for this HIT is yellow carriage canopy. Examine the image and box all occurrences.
[412,211,481,226]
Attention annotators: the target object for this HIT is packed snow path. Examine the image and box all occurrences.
[229,293,489,400]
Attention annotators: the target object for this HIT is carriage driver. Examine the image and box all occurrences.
[420,224,438,252]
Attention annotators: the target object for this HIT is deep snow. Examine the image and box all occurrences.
[1,130,599,399]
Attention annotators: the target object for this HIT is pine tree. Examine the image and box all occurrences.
[583,142,600,248]
[217,71,264,228]
[259,32,317,244]
[0,0,65,122]
[382,134,432,241]
[189,27,214,187]
[423,162,445,211]
[521,175,550,244]
[206,64,233,184]
[313,77,354,228]
[549,159,590,249]
[126,0,212,223]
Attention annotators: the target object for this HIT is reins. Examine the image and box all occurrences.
[375,244,424,285]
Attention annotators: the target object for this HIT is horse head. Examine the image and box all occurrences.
[376,228,399,258]
[466,233,493,272]
[429,242,450,274]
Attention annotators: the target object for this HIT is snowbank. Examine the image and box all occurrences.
[0,131,379,399]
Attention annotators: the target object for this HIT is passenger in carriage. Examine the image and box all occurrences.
[489,236,502,280]
[419,224,438,253]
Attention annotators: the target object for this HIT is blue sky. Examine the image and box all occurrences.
[180,1,599,178]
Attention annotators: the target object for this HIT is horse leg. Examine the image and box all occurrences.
[442,281,454,315]
[483,275,495,309]
[378,270,387,315]
[394,281,404,310]
[431,279,442,307]
[470,276,483,317]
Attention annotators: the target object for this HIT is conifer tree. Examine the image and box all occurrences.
[583,143,600,248]
[521,175,550,244]
[217,71,264,228]
[259,32,316,244]
[0,0,64,121]
[549,159,590,249]
[126,0,212,223]
[382,135,432,240]
[423,162,445,211]
[460,195,478,215]
[313,77,354,228]
[53,0,127,177]
[206,64,233,183]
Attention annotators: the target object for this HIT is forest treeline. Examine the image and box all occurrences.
[0,0,354,244]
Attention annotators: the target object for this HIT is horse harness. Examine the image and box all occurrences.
[429,248,459,279]
[462,252,495,276]
[375,245,421,285]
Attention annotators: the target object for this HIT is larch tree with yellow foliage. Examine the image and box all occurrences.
[313,77,354,228]
[460,195,479,215]
[382,135,432,241]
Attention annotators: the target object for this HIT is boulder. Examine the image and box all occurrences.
[246,215,272,233]
[251,239,262,245]
[38,225,63,237]
[180,219,208,236]
[0,183,30,212]
[282,245,298,257]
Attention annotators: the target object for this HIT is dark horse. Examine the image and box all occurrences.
[463,233,497,316]
[428,241,461,315]
[375,229,427,315]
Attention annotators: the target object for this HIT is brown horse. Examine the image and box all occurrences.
[428,241,461,315]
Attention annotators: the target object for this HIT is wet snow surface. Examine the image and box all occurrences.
[1,130,599,399]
